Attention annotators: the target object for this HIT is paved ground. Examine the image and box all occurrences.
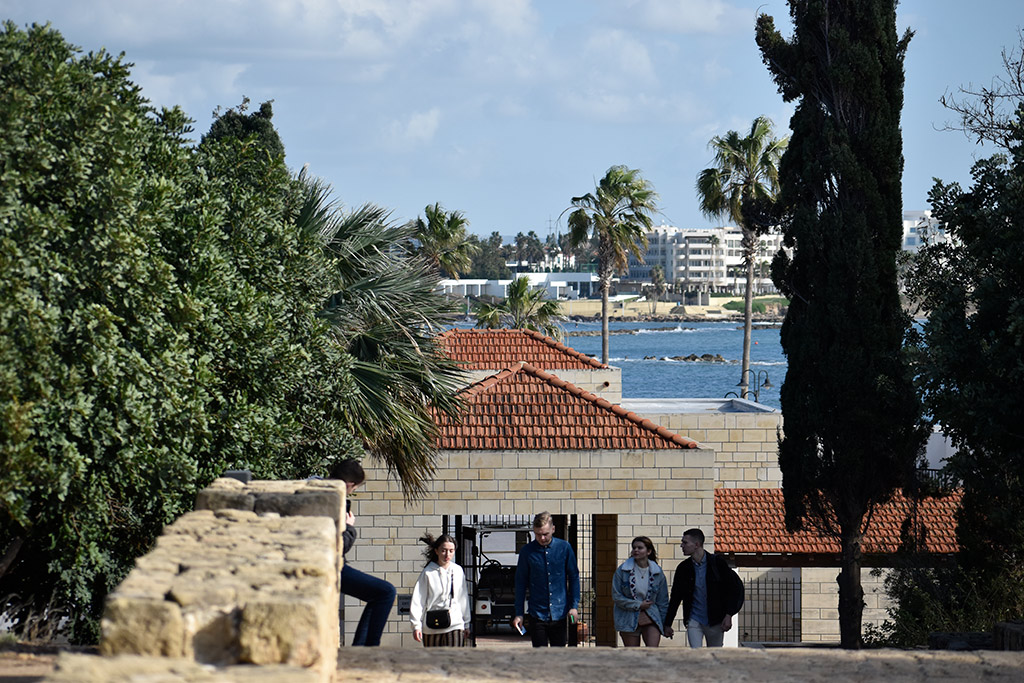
[335,647,1024,682]
[5,644,1024,682]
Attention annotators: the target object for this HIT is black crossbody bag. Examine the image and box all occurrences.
[425,570,454,630]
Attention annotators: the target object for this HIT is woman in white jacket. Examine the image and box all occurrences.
[410,534,472,646]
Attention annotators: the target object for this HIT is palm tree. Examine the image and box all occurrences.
[645,265,668,315]
[566,165,659,364]
[293,172,465,496]
[408,202,478,279]
[696,116,787,397]
[475,276,566,340]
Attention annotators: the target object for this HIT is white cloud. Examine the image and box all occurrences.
[620,0,749,35]
[385,107,441,148]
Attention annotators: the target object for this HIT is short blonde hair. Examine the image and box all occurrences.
[533,511,553,529]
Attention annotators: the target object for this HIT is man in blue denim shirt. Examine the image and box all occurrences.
[513,511,581,647]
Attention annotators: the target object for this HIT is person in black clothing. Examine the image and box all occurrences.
[331,459,396,646]
[664,528,744,647]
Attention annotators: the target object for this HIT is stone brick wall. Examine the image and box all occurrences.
[349,447,716,647]
[629,410,784,489]
[88,478,346,683]
[799,567,891,643]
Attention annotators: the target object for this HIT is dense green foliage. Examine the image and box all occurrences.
[465,232,512,280]
[756,2,927,648]
[475,277,566,340]
[566,165,658,364]
[201,97,285,160]
[696,116,786,396]
[0,22,453,640]
[873,109,1024,645]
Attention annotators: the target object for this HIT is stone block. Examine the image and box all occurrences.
[239,599,326,668]
[100,596,186,657]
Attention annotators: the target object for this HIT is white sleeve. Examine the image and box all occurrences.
[410,568,429,630]
[458,564,472,625]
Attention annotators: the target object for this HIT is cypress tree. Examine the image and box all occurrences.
[756,1,928,648]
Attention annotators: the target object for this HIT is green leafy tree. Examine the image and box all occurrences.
[201,97,285,160]
[903,109,1024,629]
[407,203,478,279]
[566,165,659,364]
[475,276,566,340]
[756,2,928,648]
[0,22,363,640]
[696,116,787,396]
[466,231,512,280]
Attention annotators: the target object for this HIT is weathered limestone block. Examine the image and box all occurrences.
[99,596,186,657]
[239,598,327,667]
[46,653,320,682]
[101,505,339,682]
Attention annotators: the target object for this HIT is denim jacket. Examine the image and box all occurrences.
[514,537,580,621]
[612,558,669,633]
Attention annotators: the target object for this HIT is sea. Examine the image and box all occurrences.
[458,319,786,409]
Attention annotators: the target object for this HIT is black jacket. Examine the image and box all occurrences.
[665,552,744,628]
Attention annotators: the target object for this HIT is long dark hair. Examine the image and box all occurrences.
[632,536,658,564]
[420,533,457,567]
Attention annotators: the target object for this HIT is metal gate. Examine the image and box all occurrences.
[448,514,596,647]
[740,576,801,643]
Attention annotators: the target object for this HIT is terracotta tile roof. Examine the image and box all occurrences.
[434,362,697,450]
[438,328,608,370]
[714,488,961,555]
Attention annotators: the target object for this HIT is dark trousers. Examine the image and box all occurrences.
[341,563,396,646]
[529,617,568,647]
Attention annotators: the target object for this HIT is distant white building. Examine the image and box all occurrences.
[436,272,599,302]
[628,224,784,294]
[902,210,949,252]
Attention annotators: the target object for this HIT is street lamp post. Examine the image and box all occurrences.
[736,369,773,403]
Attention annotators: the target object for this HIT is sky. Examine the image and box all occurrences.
[3,1,1022,238]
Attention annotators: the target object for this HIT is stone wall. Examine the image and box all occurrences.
[627,409,783,489]
[349,447,716,647]
[799,567,891,643]
[66,478,347,683]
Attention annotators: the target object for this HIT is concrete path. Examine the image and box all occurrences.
[336,646,1024,682]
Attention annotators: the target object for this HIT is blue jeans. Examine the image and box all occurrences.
[341,563,396,646]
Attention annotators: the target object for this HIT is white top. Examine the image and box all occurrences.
[409,562,472,633]
[633,564,651,600]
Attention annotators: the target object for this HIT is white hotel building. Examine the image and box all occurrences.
[629,212,947,293]
[628,224,785,294]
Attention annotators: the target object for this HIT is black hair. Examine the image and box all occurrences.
[329,459,365,485]
[631,536,658,564]
[420,533,457,567]
[683,528,705,546]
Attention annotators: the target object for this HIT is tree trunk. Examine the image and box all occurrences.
[740,235,755,396]
[837,526,865,649]
[0,536,23,580]
[601,282,610,365]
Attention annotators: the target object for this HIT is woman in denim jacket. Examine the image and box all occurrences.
[612,536,669,647]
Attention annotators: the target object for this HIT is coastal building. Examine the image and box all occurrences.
[435,271,599,301]
[627,224,783,295]
[902,210,949,252]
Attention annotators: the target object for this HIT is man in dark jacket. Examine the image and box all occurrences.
[664,528,744,647]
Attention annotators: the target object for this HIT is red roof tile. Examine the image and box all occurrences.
[434,362,697,450]
[438,328,608,370]
[714,488,961,555]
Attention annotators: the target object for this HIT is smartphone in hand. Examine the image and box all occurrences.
[515,622,527,636]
